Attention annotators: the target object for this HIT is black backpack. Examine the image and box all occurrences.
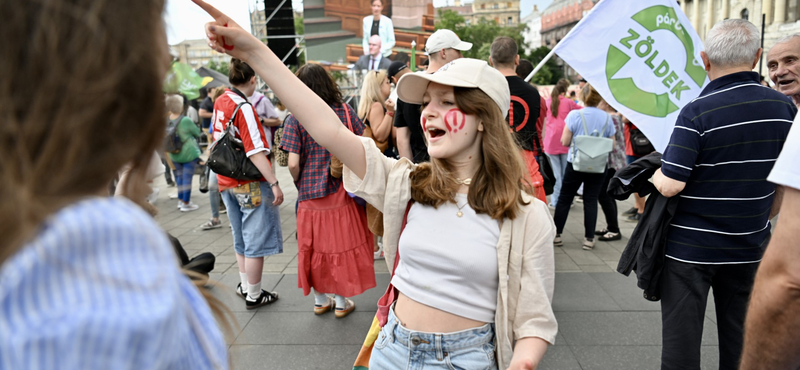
[164,116,184,154]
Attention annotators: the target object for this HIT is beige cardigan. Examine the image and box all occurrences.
[343,137,558,369]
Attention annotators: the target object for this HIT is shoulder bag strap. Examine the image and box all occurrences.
[343,104,354,132]
[578,110,589,136]
[226,102,248,130]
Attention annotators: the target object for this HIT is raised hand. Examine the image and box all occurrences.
[192,0,263,61]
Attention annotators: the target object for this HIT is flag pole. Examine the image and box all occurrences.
[523,0,608,83]
[524,47,557,83]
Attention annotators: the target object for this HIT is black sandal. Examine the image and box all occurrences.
[246,290,279,309]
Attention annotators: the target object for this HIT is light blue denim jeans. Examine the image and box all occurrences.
[208,169,220,218]
[370,306,497,370]
[546,153,569,208]
[221,181,283,258]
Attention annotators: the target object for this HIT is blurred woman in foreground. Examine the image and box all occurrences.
[0,1,228,368]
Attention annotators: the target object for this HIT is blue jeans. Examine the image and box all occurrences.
[370,306,498,370]
[209,169,220,218]
[173,160,197,203]
[221,181,283,258]
[546,153,569,207]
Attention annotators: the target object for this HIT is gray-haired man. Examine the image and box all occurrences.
[767,34,800,107]
[652,19,796,369]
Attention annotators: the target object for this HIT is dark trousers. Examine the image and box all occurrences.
[660,258,759,370]
[553,162,605,239]
[597,168,619,233]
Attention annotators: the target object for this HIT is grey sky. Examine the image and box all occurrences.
[164,0,553,45]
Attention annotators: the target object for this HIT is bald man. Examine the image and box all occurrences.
[354,35,391,71]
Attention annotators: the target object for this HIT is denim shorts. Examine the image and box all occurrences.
[221,181,283,258]
[370,306,497,370]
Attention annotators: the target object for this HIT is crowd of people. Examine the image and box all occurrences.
[4,0,800,368]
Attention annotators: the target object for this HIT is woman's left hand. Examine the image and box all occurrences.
[506,358,535,370]
[384,98,395,113]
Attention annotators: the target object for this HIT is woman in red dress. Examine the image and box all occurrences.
[280,64,376,318]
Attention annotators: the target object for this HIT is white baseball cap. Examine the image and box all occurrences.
[425,29,473,54]
[396,58,510,118]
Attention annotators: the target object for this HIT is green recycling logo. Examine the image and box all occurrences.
[606,6,707,117]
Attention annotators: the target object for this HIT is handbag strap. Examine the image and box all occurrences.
[389,200,414,276]
[342,104,355,133]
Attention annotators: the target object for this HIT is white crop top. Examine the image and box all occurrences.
[392,193,501,323]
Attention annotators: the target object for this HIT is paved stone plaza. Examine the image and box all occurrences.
[154,166,722,369]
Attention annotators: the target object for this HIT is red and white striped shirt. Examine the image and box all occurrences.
[211,89,270,191]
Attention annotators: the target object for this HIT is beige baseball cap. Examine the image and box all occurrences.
[425,29,473,54]
[396,58,510,118]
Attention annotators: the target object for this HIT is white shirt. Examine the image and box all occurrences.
[392,194,501,323]
[768,112,800,189]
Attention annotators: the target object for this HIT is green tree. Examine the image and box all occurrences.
[208,60,229,76]
[525,46,563,85]
[435,10,529,63]
[294,16,306,65]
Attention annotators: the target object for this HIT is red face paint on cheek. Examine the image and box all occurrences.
[445,109,466,133]
[421,116,427,132]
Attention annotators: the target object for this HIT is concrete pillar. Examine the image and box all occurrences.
[776,0,787,22]
[693,0,701,33]
[721,0,729,19]
[706,0,715,35]
[681,0,688,15]
[763,0,774,25]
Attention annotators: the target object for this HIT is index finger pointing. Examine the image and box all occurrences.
[191,0,223,19]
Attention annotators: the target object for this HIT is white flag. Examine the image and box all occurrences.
[553,0,709,152]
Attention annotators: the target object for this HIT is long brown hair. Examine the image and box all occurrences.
[550,78,570,118]
[0,0,171,263]
[295,64,344,106]
[0,0,236,344]
[410,87,530,221]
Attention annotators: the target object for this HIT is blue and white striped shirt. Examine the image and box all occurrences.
[0,197,227,369]
[661,71,796,264]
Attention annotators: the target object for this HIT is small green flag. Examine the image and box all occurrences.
[163,62,207,100]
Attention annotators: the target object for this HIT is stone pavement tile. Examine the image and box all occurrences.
[552,273,621,312]
[207,274,284,312]
[257,273,389,313]
[262,263,286,273]
[570,346,661,370]
[230,344,360,370]
[555,312,719,346]
[538,345,582,370]
[589,245,622,262]
[588,273,660,311]
[234,311,376,345]
[222,311,256,344]
[556,312,662,346]
[562,245,607,266]
[554,253,581,272]
[570,345,721,370]
[579,264,615,273]
[266,254,296,263]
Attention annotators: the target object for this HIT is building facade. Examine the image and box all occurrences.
[435,0,521,26]
[472,0,521,26]
[678,0,800,74]
[540,0,598,81]
[521,5,543,53]
[171,39,229,68]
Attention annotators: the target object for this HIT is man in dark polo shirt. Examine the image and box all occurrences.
[393,30,471,163]
[652,19,797,369]
[489,36,545,202]
[388,61,428,163]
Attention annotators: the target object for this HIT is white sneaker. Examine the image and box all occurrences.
[374,237,385,260]
[168,192,179,199]
[180,202,199,212]
[147,187,160,205]
[582,238,595,250]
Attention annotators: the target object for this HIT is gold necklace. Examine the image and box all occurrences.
[455,199,468,217]
[455,177,472,186]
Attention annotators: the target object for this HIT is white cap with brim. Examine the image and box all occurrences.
[396,58,510,118]
[425,29,473,54]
